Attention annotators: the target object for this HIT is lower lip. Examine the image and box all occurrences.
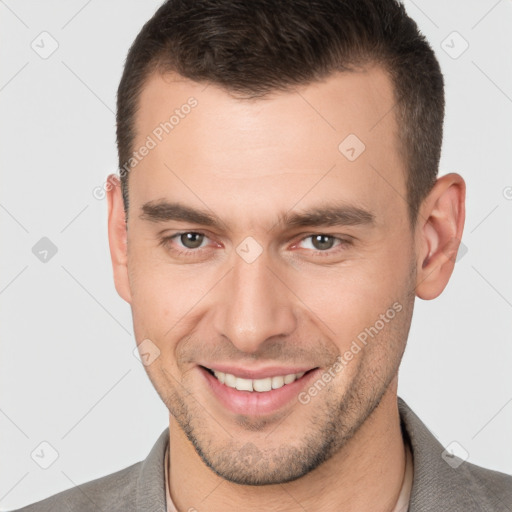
[199,366,320,416]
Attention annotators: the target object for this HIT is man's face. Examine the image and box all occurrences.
[122,67,417,484]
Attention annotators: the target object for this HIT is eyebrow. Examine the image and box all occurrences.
[139,200,376,231]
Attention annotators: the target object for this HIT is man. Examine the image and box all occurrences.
[14,0,512,510]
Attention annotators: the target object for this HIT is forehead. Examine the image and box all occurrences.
[129,67,407,231]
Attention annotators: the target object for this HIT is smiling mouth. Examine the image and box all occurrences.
[201,366,317,393]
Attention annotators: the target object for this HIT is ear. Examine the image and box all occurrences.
[106,174,132,304]
[415,173,466,300]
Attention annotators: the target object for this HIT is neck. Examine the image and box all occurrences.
[169,381,406,512]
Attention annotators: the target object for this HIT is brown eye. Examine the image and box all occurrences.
[179,232,205,249]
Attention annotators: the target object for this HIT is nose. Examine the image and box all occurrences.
[212,250,297,354]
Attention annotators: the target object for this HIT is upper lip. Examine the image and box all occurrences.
[200,364,317,380]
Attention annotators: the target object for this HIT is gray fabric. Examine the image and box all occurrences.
[12,429,168,512]
[399,398,512,512]
[12,397,512,511]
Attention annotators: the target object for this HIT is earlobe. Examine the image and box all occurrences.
[106,174,132,303]
[415,173,466,300]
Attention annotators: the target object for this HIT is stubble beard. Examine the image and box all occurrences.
[159,327,411,485]
[154,267,416,485]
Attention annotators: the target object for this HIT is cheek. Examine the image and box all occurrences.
[290,241,414,345]
[127,225,414,350]
[127,244,218,350]
[127,244,179,340]
[130,275,187,345]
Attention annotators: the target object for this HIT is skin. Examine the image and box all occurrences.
[107,66,465,511]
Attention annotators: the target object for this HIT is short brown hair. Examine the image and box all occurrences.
[116,0,444,226]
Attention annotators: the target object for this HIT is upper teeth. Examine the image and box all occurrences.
[213,370,305,392]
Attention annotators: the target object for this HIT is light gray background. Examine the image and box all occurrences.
[1,0,511,509]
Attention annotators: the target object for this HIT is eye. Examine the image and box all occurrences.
[177,232,207,249]
[160,231,351,260]
[159,231,211,255]
[298,234,345,252]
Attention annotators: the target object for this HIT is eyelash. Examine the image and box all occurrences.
[159,232,352,259]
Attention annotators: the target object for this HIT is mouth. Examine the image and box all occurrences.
[203,366,311,392]
[199,365,320,416]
